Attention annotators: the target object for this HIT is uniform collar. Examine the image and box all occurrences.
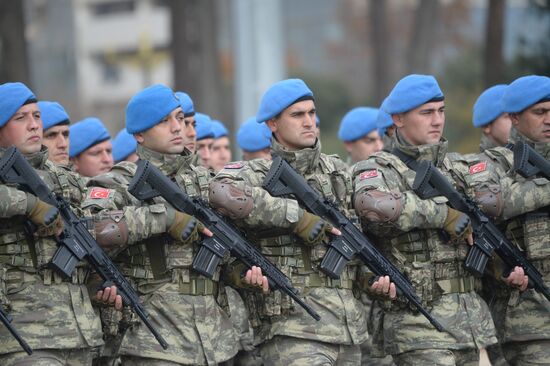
[137,144,194,176]
[394,131,448,167]
[0,145,49,169]
[479,133,498,152]
[509,127,550,159]
[271,137,321,174]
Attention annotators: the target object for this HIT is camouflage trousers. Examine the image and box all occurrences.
[260,336,361,366]
[502,339,550,365]
[0,347,99,366]
[360,339,395,366]
[121,355,197,366]
[392,348,479,366]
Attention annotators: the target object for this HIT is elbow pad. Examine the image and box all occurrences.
[209,178,254,220]
[354,190,403,222]
[94,210,129,251]
[474,185,503,218]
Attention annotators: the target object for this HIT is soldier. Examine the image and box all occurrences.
[83,84,258,365]
[210,120,232,172]
[472,84,511,152]
[210,79,387,365]
[37,101,71,165]
[0,82,104,365]
[112,129,138,163]
[474,75,550,365]
[175,91,197,153]
[236,116,272,161]
[353,74,499,365]
[377,98,396,153]
[195,113,215,169]
[69,118,114,177]
[338,107,384,164]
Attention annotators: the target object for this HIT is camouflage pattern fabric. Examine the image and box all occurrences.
[479,133,499,153]
[501,339,550,365]
[84,145,239,365]
[352,134,497,356]
[211,139,368,361]
[259,335,361,366]
[0,347,99,366]
[0,147,103,358]
[360,295,395,366]
[392,348,479,366]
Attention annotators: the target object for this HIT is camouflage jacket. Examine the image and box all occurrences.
[0,146,103,354]
[82,145,239,365]
[352,134,497,355]
[479,133,499,152]
[212,138,368,346]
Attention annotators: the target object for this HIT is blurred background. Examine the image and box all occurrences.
[1,0,549,158]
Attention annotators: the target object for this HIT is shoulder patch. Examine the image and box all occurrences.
[359,170,378,180]
[224,162,244,169]
[469,161,487,175]
[89,187,111,199]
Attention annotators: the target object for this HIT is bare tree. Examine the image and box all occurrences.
[370,0,391,104]
[408,0,439,74]
[484,0,506,87]
[0,1,30,84]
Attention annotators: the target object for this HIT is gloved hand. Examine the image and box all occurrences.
[293,211,333,245]
[443,207,472,242]
[168,210,204,244]
[25,193,63,236]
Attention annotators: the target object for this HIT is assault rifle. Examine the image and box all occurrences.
[513,140,550,180]
[411,159,550,303]
[262,155,444,331]
[0,147,168,349]
[1,304,32,354]
[127,159,321,321]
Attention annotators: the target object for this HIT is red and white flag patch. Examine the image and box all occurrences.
[224,163,244,169]
[359,170,378,180]
[89,188,110,199]
[468,162,487,175]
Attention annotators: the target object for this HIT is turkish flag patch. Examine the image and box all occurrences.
[89,188,110,199]
[359,170,378,180]
[469,161,487,175]
[224,163,244,169]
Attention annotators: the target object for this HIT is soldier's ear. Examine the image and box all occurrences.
[134,133,144,144]
[266,119,277,133]
[392,114,404,128]
[509,113,520,127]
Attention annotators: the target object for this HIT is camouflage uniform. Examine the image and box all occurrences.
[211,139,368,365]
[82,145,239,365]
[470,127,550,365]
[0,146,103,365]
[353,134,497,365]
[479,134,499,153]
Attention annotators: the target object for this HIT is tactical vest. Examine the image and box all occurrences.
[247,155,361,318]
[375,155,480,308]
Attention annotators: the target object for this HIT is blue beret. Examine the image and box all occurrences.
[126,84,180,134]
[377,98,394,136]
[211,120,229,138]
[237,117,272,152]
[112,129,137,162]
[384,74,444,114]
[38,101,70,130]
[472,84,507,128]
[338,107,379,142]
[195,113,214,140]
[175,91,195,117]
[256,79,314,123]
[0,82,36,128]
[69,117,111,158]
[502,75,550,113]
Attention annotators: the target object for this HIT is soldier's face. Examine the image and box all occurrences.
[267,100,317,151]
[135,107,186,155]
[344,130,384,163]
[72,140,114,177]
[243,148,272,161]
[43,124,70,164]
[0,103,43,154]
[183,116,197,152]
[512,101,550,143]
[196,137,213,168]
[210,136,231,172]
[393,101,445,145]
[483,113,511,146]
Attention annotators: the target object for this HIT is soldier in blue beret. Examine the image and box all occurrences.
[38,101,71,165]
[69,117,113,177]
[338,107,383,164]
[194,112,215,168]
[377,97,396,153]
[237,116,272,161]
[112,129,138,163]
[472,84,511,152]
[210,120,232,172]
[175,91,198,152]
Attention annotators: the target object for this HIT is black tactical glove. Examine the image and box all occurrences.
[443,207,472,242]
[25,193,63,236]
[293,211,333,245]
